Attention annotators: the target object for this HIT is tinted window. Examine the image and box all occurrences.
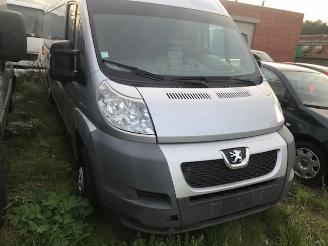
[262,67,286,96]
[283,71,328,108]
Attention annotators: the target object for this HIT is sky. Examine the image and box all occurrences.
[232,0,328,22]
[8,0,328,23]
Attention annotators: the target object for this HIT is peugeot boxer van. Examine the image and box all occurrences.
[45,0,295,233]
[0,9,27,222]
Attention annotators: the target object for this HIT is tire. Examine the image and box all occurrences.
[77,144,98,206]
[295,141,327,186]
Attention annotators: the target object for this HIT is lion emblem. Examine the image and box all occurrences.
[229,150,243,163]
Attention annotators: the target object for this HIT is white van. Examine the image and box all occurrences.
[44,0,295,233]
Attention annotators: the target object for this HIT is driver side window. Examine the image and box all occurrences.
[262,67,286,97]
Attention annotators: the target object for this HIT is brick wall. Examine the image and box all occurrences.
[221,0,304,62]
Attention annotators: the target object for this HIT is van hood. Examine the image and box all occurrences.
[138,82,284,143]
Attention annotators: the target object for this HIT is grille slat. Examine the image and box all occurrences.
[216,91,251,99]
[166,92,211,100]
[181,150,277,188]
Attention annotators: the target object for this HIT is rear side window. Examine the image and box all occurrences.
[262,67,286,97]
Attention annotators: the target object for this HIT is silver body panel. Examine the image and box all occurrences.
[159,132,288,198]
[138,83,284,143]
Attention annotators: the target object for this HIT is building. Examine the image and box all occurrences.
[221,0,304,62]
[0,0,6,8]
[296,35,328,66]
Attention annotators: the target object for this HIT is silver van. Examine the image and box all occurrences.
[44,0,295,233]
[0,8,27,222]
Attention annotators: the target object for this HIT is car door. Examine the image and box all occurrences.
[44,2,67,118]
[61,0,81,133]
[48,1,79,131]
[261,67,299,134]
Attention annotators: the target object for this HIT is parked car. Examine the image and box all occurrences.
[261,62,328,186]
[0,9,27,222]
[287,63,328,76]
[45,0,295,233]
[252,50,274,62]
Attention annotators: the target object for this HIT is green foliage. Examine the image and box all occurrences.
[10,192,93,246]
[302,20,328,35]
[277,225,307,246]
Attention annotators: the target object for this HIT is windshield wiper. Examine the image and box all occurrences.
[102,58,165,81]
[304,104,328,110]
[228,77,260,85]
[168,75,260,88]
[168,76,210,88]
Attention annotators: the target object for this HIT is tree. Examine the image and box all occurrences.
[302,20,328,35]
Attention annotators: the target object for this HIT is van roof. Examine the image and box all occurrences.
[121,0,229,16]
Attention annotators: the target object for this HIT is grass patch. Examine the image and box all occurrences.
[1,71,328,245]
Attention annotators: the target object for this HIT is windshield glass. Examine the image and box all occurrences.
[284,71,328,108]
[88,0,258,80]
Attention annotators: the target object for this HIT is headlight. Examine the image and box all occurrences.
[97,81,155,135]
[261,80,284,124]
[272,93,285,124]
[261,80,274,96]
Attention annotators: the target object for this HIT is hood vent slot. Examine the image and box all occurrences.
[216,91,251,99]
[166,92,211,100]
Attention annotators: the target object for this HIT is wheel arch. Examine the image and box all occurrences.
[294,134,326,154]
[71,108,96,165]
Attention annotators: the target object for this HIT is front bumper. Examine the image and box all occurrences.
[87,125,295,233]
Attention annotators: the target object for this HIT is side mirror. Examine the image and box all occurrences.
[253,53,262,68]
[50,40,79,82]
[0,10,27,62]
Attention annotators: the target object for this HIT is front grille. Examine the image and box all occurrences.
[189,180,276,203]
[181,150,278,188]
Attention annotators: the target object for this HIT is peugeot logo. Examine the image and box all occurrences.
[220,147,250,169]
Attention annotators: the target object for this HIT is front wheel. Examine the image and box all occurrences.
[295,141,327,186]
[77,145,98,206]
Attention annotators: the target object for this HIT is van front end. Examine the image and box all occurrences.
[84,122,294,233]
[77,72,295,233]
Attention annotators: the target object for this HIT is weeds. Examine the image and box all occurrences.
[10,192,93,246]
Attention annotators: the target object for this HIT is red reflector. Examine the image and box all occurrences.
[325,71,328,76]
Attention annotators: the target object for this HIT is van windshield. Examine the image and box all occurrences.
[88,0,259,81]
